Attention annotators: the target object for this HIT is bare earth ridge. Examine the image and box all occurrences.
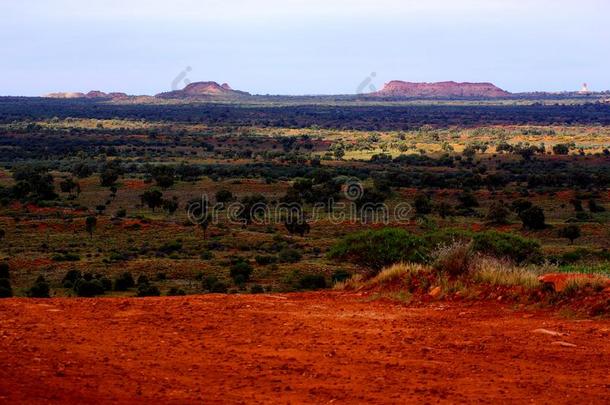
[1,293,609,404]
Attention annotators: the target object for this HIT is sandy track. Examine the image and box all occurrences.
[1,293,609,404]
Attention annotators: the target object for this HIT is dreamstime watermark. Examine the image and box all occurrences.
[186,179,412,227]
[356,72,378,94]
[171,66,193,91]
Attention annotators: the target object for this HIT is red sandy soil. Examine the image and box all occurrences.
[1,293,609,404]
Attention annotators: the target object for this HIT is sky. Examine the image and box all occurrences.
[1,0,609,96]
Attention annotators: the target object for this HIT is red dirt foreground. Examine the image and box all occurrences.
[1,293,609,404]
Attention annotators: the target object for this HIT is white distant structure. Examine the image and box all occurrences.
[579,83,591,94]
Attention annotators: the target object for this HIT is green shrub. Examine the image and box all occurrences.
[99,277,112,291]
[74,279,105,297]
[202,275,219,290]
[250,284,265,294]
[298,274,327,290]
[62,269,82,284]
[328,228,427,272]
[558,225,581,244]
[331,270,351,284]
[519,206,546,230]
[27,276,50,298]
[158,240,182,254]
[210,281,228,293]
[136,283,161,297]
[0,262,9,279]
[230,261,253,284]
[167,287,186,296]
[137,274,149,286]
[255,255,277,265]
[200,251,214,260]
[0,278,12,298]
[278,248,302,263]
[114,272,135,291]
[202,276,228,293]
[52,253,80,262]
[472,231,542,264]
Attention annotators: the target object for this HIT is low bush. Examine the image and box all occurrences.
[331,269,351,284]
[0,262,9,279]
[62,269,82,284]
[136,283,161,297]
[278,248,302,263]
[472,231,542,264]
[298,274,327,290]
[158,240,182,255]
[27,276,50,298]
[114,272,135,291]
[230,261,253,284]
[519,206,546,230]
[255,255,277,265]
[74,279,105,297]
[202,276,228,293]
[328,228,427,273]
[52,253,80,262]
[0,278,12,298]
[432,241,474,277]
[167,287,186,296]
[137,274,149,286]
[249,284,265,294]
[210,281,228,293]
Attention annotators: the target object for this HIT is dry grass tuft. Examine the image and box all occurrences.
[561,276,608,296]
[471,256,541,290]
[333,263,431,291]
[333,274,364,290]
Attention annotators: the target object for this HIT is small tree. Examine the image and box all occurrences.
[458,192,479,209]
[519,206,546,230]
[552,144,570,155]
[0,278,12,298]
[414,193,432,216]
[140,189,163,212]
[230,260,253,285]
[0,262,9,279]
[27,275,50,298]
[485,201,510,225]
[100,169,119,187]
[215,189,233,205]
[559,225,581,244]
[162,197,179,215]
[85,216,97,238]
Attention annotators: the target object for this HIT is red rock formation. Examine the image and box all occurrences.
[373,81,511,98]
[156,81,250,99]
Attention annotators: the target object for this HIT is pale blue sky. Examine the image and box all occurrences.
[1,0,609,96]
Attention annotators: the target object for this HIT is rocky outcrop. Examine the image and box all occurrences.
[155,81,250,99]
[373,81,511,99]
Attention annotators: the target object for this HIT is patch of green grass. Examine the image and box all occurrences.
[557,263,610,276]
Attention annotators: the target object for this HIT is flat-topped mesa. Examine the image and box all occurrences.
[373,81,511,98]
[155,81,250,99]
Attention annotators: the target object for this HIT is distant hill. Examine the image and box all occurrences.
[155,82,250,99]
[44,91,128,100]
[371,81,511,98]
